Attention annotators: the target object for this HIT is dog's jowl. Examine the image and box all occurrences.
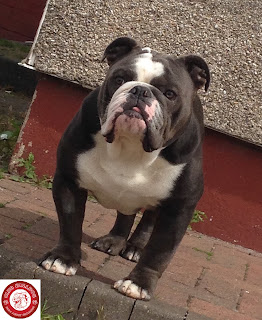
[40,37,210,300]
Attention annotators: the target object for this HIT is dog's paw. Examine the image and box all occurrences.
[39,246,80,276]
[91,234,126,255]
[113,279,151,300]
[121,244,142,262]
[41,258,77,276]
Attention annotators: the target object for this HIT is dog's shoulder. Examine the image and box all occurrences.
[79,87,101,133]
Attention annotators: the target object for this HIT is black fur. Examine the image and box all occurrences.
[40,37,209,300]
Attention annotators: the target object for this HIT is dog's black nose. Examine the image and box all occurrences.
[129,86,152,98]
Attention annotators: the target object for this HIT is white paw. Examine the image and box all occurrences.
[113,279,151,300]
[125,250,140,262]
[41,258,77,276]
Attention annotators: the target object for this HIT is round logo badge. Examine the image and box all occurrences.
[1,281,39,318]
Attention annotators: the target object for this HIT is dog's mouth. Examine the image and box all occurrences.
[103,105,148,143]
[122,107,145,120]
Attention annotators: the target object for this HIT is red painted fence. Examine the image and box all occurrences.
[0,0,46,41]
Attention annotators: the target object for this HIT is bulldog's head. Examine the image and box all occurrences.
[98,37,210,152]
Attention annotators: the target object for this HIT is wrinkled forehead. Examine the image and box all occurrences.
[134,47,165,83]
[107,48,164,81]
[109,48,185,86]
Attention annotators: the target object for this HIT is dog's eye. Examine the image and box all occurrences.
[164,90,176,100]
[115,77,125,86]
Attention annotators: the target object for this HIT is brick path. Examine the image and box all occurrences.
[0,177,261,320]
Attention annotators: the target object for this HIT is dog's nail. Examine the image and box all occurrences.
[114,280,123,289]
[126,252,133,260]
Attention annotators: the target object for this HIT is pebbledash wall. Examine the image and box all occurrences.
[10,0,262,252]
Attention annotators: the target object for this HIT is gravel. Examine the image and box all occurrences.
[27,0,262,146]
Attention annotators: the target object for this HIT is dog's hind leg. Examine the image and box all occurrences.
[121,210,157,262]
[91,212,136,255]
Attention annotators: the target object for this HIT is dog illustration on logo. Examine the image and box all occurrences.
[12,291,30,310]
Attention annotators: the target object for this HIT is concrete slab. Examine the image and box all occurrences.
[35,267,90,320]
[0,246,30,277]
[130,299,187,320]
[187,311,213,320]
[78,280,135,320]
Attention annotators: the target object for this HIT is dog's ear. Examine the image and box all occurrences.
[102,37,140,66]
[183,55,210,91]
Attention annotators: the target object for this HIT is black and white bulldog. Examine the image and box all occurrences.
[40,37,210,300]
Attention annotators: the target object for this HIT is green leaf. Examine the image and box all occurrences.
[25,170,35,179]
[28,152,35,162]
[10,175,22,182]
[0,131,13,140]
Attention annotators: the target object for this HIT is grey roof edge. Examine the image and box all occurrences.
[19,61,95,91]
[23,0,51,67]
[205,125,262,148]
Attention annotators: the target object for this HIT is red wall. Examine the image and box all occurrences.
[13,77,89,176]
[0,0,46,41]
[196,131,262,252]
[12,76,262,252]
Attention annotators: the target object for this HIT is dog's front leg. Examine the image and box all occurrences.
[114,200,195,300]
[40,172,87,275]
[91,211,136,255]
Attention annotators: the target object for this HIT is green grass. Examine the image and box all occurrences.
[41,300,73,320]
[0,38,30,62]
[188,210,207,230]
[0,169,4,179]
[0,117,23,170]
[87,194,98,203]
[10,152,53,189]
[192,247,214,260]
[0,203,5,208]
[22,223,33,230]
[96,306,105,320]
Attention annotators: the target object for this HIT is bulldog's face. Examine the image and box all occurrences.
[98,38,210,152]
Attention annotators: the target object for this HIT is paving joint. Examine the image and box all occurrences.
[194,266,207,288]
[186,295,193,308]
[87,210,107,228]
[97,254,111,272]
[127,299,137,320]
[235,288,244,311]
[73,279,92,320]
[243,263,249,281]
[183,310,189,319]
[209,244,216,260]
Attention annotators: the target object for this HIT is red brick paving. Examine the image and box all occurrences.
[238,289,262,319]
[1,176,262,320]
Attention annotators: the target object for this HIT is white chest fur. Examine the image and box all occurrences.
[76,133,185,215]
